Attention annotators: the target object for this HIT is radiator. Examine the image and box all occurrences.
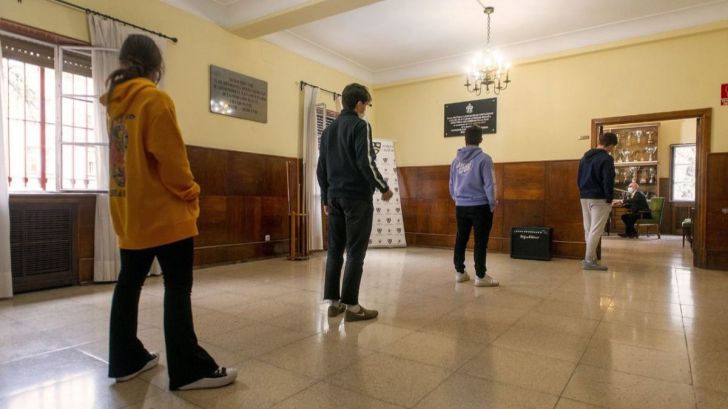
[10,204,76,293]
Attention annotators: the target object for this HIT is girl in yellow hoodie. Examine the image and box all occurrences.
[104,34,236,390]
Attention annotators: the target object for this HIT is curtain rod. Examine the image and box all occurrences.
[45,0,178,43]
[299,81,341,99]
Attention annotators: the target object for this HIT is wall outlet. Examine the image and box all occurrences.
[578,135,590,140]
[264,234,271,242]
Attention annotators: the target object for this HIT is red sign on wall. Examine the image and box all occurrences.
[722,83,728,106]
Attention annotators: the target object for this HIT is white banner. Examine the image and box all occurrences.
[370,139,406,248]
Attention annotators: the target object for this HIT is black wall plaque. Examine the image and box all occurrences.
[444,98,497,137]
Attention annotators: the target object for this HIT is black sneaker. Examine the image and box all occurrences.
[177,367,238,390]
[344,306,378,322]
[115,352,159,382]
[327,303,346,317]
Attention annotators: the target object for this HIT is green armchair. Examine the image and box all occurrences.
[636,197,665,238]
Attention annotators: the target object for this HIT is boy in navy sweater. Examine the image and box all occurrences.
[449,125,499,287]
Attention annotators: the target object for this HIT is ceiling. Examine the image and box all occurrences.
[162,0,728,84]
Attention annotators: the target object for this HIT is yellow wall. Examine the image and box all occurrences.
[374,24,728,167]
[1,0,364,158]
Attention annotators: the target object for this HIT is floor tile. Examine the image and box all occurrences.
[695,387,728,409]
[562,364,696,409]
[413,372,558,409]
[272,382,404,409]
[257,334,372,379]
[459,345,577,395]
[326,353,451,407]
[382,330,482,370]
[580,338,692,384]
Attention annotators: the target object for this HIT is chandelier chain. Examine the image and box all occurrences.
[486,12,491,45]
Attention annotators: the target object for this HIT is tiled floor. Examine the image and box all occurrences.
[1,235,728,408]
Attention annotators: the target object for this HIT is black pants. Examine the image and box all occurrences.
[621,213,642,235]
[324,197,373,305]
[454,205,493,278]
[108,237,218,390]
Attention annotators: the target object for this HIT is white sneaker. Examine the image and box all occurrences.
[455,271,470,283]
[474,275,499,287]
[115,352,159,382]
[177,367,238,390]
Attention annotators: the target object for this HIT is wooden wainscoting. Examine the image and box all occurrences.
[187,146,299,266]
[705,152,728,270]
[399,160,585,259]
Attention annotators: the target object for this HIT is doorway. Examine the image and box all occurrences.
[591,108,711,268]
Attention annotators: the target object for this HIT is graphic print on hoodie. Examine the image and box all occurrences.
[109,116,130,197]
[449,146,497,209]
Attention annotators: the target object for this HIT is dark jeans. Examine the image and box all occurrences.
[621,213,642,235]
[324,197,374,305]
[108,237,218,390]
[453,205,493,278]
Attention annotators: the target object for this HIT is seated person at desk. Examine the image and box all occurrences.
[613,182,651,238]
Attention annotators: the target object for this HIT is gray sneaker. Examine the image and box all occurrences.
[582,260,608,271]
[455,271,470,283]
[344,305,378,322]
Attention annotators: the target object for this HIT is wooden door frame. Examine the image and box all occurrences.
[591,108,712,268]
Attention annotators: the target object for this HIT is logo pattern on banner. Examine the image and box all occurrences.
[369,140,407,248]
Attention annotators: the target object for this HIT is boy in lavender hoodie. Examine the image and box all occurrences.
[449,125,499,287]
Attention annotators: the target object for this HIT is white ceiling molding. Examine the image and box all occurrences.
[264,31,374,83]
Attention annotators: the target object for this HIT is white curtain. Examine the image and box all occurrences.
[302,85,323,251]
[0,39,13,298]
[88,15,166,280]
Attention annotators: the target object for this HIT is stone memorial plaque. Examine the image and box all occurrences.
[444,98,497,137]
[209,65,267,123]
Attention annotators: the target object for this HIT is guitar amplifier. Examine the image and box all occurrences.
[510,227,553,261]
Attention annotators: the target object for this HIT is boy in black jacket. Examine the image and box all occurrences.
[317,83,392,322]
[577,132,618,270]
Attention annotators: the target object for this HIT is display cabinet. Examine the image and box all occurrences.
[605,124,659,199]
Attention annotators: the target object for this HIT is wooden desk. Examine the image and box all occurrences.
[606,206,630,235]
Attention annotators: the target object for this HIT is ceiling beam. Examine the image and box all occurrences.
[229,0,384,39]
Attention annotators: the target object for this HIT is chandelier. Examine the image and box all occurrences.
[464,5,511,95]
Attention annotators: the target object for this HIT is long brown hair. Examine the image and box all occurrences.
[105,34,163,115]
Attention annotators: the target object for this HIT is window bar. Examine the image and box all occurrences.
[83,74,89,188]
[70,73,76,189]
[55,46,62,190]
[4,59,10,188]
[39,65,47,190]
[22,61,28,188]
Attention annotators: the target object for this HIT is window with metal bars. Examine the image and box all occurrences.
[2,31,103,192]
[316,105,338,149]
